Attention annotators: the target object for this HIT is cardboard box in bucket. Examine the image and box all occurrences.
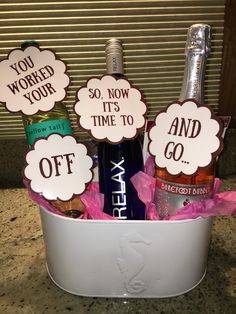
[39,205,212,298]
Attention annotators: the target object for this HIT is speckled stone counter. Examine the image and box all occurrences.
[0,178,236,314]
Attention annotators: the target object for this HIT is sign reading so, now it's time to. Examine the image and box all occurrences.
[74,75,147,144]
[148,99,224,176]
[0,45,70,115]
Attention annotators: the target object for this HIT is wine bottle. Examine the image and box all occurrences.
[21,40,72,146]
[98,38,145,220]
[21,41,83,218]
[154,24,215,218]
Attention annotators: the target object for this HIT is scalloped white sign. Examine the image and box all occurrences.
[24,134,93,201]
[74,75,147,143]
[148,99,223,176]
[0,45,70,115]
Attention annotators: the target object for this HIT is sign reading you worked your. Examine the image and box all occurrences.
[74,75,147,143]
[148,99,223,176]
[0,45,70,115]
[24,134,93,201]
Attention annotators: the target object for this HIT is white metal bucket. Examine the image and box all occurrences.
[39,205,212,298]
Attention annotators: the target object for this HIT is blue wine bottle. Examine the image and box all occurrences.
[98,38,145,220]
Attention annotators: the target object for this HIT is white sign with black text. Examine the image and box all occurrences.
[74,75,147,144]
[148,99,223,176]
[0,45,70,115]
[24,134,93,201]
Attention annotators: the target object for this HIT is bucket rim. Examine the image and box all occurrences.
[39,205,210,225]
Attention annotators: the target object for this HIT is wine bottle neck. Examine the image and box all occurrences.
[105,38,124,75]
[179,53,207,103]
[179,24,211,104]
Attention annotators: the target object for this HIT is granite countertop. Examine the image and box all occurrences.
[0,178,236,314]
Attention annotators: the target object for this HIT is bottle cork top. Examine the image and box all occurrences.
[185,24,211,55]
[21,40,39,49]
[105,38,123,54]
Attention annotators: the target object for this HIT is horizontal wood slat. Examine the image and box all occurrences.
[0,0,225,139]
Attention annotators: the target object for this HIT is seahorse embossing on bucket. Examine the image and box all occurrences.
[117,231,152,294]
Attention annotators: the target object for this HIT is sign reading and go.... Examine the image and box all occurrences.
[148,99,223,176]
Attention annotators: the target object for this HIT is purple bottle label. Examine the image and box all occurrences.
[98,139,145,220]
[110,157,127,219]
